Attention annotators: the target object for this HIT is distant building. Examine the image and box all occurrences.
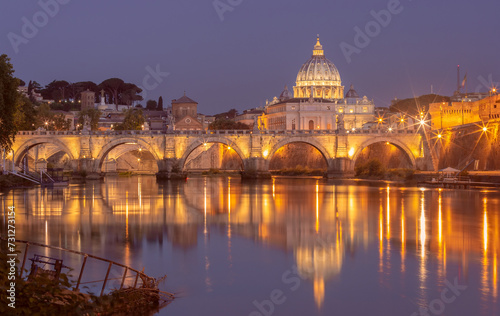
[429,94,500,129]
[234,107,265,129]
[81,90,95,111]
[479,94,500,121]
[17,85,45,103]
[171,93,203,130]
[258,37,375,131]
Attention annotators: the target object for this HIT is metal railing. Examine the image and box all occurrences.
[6,239,167,297]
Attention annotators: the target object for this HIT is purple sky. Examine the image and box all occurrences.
[1,0,499,114]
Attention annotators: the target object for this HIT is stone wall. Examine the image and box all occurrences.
[437,122,500,170]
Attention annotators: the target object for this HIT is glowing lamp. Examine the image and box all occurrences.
[348,147,355,158]
[482,127,488,132]
[437,134,442,139]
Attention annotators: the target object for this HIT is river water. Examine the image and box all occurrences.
[1,176,498,316]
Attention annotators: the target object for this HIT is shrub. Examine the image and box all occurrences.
[355,159,385,178]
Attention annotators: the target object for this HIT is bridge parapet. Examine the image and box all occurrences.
[7,128,431,179]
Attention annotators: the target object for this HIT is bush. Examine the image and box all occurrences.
[355,159,385,178]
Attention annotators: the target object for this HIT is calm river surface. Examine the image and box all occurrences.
[1,176,499,316]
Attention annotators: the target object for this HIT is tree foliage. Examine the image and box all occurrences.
[354,159,386,178]
[157,96,163,111]
[146,99,158,110]
[0,54,20,151]
[33,103,72,131]
[77,108,102,131]
[389,94,450,116]
[98,78,143,109]
[214,108,238,119]
[41,80,70,102]
[114,108,145,130]
[209,118,249,130]
[14,95,37,131]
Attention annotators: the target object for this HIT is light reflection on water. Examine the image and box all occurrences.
[1,176,499,316]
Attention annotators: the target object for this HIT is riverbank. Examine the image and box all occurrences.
[0,174,37,190]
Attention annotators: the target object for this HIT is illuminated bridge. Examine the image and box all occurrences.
[5,128,436,179]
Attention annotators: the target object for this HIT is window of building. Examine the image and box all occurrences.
[363,107,368,113]
[309,120,314,130]
[349,109,354,113]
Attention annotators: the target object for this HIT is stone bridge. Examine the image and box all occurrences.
[3,128,435,179]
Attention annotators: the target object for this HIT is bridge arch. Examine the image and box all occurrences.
[13,138,76,167]
[351,137,416,169]
[179,137,246,171]
[95,137,162,171]
[266,137,332,170]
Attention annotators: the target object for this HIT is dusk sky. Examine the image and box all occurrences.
[1,0,499,115]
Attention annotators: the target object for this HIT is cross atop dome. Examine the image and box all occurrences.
[313,35,324,56]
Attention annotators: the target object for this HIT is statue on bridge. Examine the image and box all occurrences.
[336,113,345,133]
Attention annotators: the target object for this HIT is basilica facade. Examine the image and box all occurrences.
[260,37,375,131]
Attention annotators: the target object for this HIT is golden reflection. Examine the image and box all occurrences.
[228,178,233,268]
[386,186,390,240]
[420,190,426,259]
[272,178,275,199]
[484,197,488,253]
[316,182,319,233]
[204,178,207,236]
[401,197,405,273]
[438,190,442,247]
[138,176,142,212]
[482,197,490,299]
[493,253,497,300]
[125,191,129,240]
[418,189,427,305]
[379,197,383,272]
[295,241,343,310]
[314,278,325,310]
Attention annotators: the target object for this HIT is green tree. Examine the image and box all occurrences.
[35,103,54,128]
[99,78,125,109]
[52,114,72,131]
[389,94,450,116]
[209,118,249,130]
[114,108,145,130]
[77,108,102,131]
[99,78,143,109]
[41,80,70,102]
[146,99,158,110]
[14,95,37,131]
[214,108,238,119]
[0,54,20,151]
[157,96,163,111]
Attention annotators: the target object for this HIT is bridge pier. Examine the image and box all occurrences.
[326,158,355,179]
[156,158,186,180]
[75,158,101,180]
[241,157,271,179]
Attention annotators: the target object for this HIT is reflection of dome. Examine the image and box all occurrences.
[345,84,359,98]
[295,240,344,309]
[293,36,344,99]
